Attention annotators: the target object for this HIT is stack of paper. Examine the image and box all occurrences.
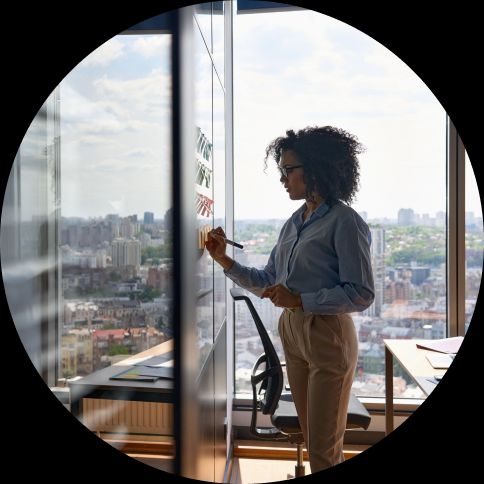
[110,365,173,382]
[416,336,464,354]
[426,353,455,369]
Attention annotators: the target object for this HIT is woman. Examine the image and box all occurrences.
[205,126,375,473]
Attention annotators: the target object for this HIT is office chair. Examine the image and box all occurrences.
[230,287,371,478]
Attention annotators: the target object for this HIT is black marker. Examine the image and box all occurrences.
[209,230,244,249]
[222,237,244,249]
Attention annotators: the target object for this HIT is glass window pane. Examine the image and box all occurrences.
[465,151,483,333]
[234,8,447,399]
[213,68,226,339]
[59,33,172,375]
[2,28,175,472]
[194,2,212,54]
[212,1,225,87]
[195,18,215,369]
[1,92,59,379]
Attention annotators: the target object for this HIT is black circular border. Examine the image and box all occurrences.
[2,1,482,481]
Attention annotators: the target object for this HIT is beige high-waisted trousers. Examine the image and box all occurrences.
[278,307,358,473]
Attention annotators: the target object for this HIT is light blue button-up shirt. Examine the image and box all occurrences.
[224,201,375,315]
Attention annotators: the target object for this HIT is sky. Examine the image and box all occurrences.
[59,35,172,220]
[39,5,481,221]
[233,9,481,220]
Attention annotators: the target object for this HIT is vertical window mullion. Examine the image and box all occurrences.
[172,5,198,478]
[447,116,466,337]
[224,0,235,455]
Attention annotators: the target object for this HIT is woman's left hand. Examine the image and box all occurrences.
[261,284,302,309]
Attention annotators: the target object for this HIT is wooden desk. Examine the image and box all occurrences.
[69,339,174,420]
[384,339,447,435]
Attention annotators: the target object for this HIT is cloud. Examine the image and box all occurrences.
[61,76,168,141]
[80,38,125,67]
[124,148,155,158]
[108,198,125,213]
[92,73,172,117]
[232,8,450,220]
[235,10,440,122]
[130,36,171,58]
[54,8,475,220]
[76,134,116,146]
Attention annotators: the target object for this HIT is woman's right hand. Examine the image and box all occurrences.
[205,226,227,261]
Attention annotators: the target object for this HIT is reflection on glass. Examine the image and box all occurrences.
[1,91,59,376]
[59,33,173,377]
[194,2,212,52]
[212,1,225,87]
[213,68,226,339]
[195,18,215,369]
[1,30,175,472]
[464,151,483,333]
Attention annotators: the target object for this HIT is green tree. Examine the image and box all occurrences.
[141,245,173,264]
[139,286,161,302]
[109,271,122,282]
[156,315,167,331]
[108,344,129,356]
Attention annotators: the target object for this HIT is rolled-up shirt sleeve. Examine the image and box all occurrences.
[300,213,375,314]
[224,245,277,297]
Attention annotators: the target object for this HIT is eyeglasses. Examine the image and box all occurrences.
[277,164,303,178]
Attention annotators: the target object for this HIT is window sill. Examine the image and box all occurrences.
[232,393,422,438]
[233,393,425,413]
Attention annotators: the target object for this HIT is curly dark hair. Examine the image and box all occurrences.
[264,126,365,205]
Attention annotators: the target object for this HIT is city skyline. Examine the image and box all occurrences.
[59,206,484,224]
[22,196,483,399]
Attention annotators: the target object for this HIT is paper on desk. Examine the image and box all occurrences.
[151,360,173,368]
[134,355,174,368]
[110,367,159,382]
[135,365,173,378]
[416,336,464,354]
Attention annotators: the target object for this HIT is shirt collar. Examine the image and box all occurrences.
[292,201,331,228]
[313,201,330,218]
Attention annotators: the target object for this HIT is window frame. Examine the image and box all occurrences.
[228,2,472,415]
[447,117,466,337]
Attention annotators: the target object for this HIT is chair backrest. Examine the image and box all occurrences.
[230,287,283,415]
[230,287,371,440]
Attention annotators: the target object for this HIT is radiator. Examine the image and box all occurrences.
[82,398,173,435]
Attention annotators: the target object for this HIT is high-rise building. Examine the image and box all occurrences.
[67,224,79,247]
[147,266,172,295]
[119,218,137,238]
[365,227,385,317]
[421,213,433,226]
[144,211,155,224]
[398,208,415,226]
[410,266,431,286]
[106,214,120,223]
[394,279,414,300]
[111,238,141,273]
[465,211,475,226]
[164,207,173,230]
[435,211,446,227]
[140,232,152,249]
